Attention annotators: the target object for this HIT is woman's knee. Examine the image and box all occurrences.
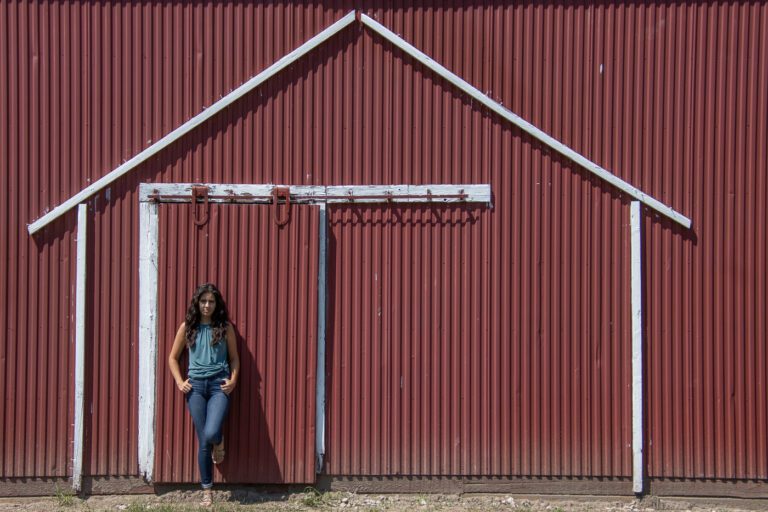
[202,427,222,446]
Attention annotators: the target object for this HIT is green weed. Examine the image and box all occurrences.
[53,484,76,507]
[300,487,330,508]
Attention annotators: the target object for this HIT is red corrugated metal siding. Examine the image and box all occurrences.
[324,3,762,478]
[326,192,633,477]
[153,204,318,484]
[0,0,79,478]
[643,2,768,478]
[1,1,767,482]
[88,184,140,476]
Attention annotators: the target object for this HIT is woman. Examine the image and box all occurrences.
[168,283,240,507]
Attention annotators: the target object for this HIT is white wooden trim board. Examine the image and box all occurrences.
[73,204,88,491]
[630,201,644,493]
[138,202,159,482]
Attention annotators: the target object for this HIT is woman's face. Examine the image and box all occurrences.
[198,292,216,320]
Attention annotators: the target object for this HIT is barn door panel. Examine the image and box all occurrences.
[153,203,318,484]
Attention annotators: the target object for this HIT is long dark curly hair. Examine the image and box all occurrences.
[185,283,229,347]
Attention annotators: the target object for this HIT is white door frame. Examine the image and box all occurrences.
[136,182,491,482]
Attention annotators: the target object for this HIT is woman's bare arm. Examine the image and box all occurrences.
[168,322,191,393]
[221,324,240,394]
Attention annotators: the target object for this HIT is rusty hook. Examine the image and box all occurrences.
[272,187,291,227]
[191,186,209,226]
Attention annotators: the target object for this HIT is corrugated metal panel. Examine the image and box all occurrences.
[326,192,632,477]
[89,184,140,476]
[322,2,766,478]
[0,0,79,478]
[153,204,318,484]
[643,2,768,479]
[1,0,766,482]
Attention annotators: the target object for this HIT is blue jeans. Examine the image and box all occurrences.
[186,372,230,488]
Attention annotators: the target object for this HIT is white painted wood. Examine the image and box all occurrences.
[139,183,276,202]
[322,184,490,203]
[28,11,357,235]
[33,9,690,231]
[315,204,327,473]
[138,202,159,482]
[138,183,491,204]
[630,201,644,494]
[360,13,691,229]
[73,204,87,492]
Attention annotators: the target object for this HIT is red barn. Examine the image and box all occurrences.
[1,1,766,498]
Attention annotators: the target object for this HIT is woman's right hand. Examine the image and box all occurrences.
[176,379,191,393]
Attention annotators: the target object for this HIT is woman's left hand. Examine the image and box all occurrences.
[221,377,237,395]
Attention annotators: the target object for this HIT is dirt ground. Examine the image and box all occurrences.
[0,490,766,512]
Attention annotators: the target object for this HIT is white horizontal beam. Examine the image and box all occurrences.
[138,183,491,204]
[360,14,691,229]
[28,11,357,235]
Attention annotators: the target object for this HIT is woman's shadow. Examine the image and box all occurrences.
[215,324,282,483]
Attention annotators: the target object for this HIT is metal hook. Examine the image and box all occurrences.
[191,186,209,226]
[272,187,291,227]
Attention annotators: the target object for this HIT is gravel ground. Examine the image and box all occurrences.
[0,491,765,512]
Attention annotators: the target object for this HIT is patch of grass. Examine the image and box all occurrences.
[125,502,151,512]
[149,505,177,512]
[126,503,180,512]
[300,487,331,509]
[297,487,351,510]
[53,484,76,507]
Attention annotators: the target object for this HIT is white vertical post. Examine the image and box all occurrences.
[138,201,159,482]
[630,201,644,494]
[315,204,327,473]
[73,204,88,492]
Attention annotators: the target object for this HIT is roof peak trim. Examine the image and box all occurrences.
[27,11,357,234]
[28,10,690,234]
[360,14,690,228]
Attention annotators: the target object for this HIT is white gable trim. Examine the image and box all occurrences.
[28,10,691,234]
[360,14,690,229]
[27,11,357,235]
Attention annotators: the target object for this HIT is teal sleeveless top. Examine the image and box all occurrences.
[188,324,230,378]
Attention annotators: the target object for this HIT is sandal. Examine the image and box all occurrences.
[212,435,225,464]
[200,490,213,507]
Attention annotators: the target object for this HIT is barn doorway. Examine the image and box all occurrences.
[148,198,320,485]
[137,183,490,484]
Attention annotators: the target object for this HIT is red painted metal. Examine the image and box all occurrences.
[325,199,632,477]
[88,184,140,477]
[0,0,766,485]
[641,2,768,478]
[271,187,292,227]
[191,187,210,227]
[153,204,318,484]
